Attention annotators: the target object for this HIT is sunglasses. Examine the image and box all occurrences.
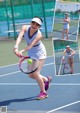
[31,21,40,26]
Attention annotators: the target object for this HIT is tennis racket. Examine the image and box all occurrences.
[62,60,70,74]
[19,55,39,74]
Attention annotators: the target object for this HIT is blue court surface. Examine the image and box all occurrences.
[0,56,80,113]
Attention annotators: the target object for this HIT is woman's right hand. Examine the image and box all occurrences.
[13,48,20,57]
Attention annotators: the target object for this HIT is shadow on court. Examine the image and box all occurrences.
[0,96,37,106]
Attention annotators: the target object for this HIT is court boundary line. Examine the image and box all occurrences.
[0,83,80,85]
[56,72,80,76]
[46,100,80,113]
[65,30,77,39]
[0,62,54,78]
[0,56,54,69]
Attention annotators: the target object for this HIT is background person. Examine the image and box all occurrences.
[62,45,75,74]
[62,13,70,40]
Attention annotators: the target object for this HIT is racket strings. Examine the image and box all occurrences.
[20,57,39,74]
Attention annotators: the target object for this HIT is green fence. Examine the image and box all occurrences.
[0,0,56,39]
[55,12,79,19]
[0,2,55,20]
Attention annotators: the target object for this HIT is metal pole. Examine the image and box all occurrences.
[42,0,48,38]
[10,0,16,40]
[31,0,34,18]
[4,0,10,37]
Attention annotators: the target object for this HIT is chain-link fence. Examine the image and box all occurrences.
[0,0,56,39]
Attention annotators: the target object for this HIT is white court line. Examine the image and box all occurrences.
[0,83,80,85]
[0,70,21,77]
[56,72,80,76]
[57,58,62,75]
[46,100,80,113]
[65,30,77,39]
[0,62,54,78]
[55,73,80,77]
[0,55,53,69]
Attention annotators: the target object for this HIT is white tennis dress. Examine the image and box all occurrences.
[63,17,70,30]
[23,27,47,59]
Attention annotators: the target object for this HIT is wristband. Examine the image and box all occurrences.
[14,45,18,49]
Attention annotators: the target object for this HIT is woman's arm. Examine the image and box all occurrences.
[64,17,70,23]
[70,48,76,56]
[14,25,27,49]
[14,25,27,56]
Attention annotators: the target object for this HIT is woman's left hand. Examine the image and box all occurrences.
[19,49,25,57]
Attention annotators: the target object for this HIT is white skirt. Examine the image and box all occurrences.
[28,43,47,59]
[63,24,69,30]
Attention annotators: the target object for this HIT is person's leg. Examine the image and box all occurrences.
[28,59,48,81]
[28,59,52,99]
[32,59,48,99]
[62,29,65,39]
[68,57,74,74]
[70,58,74,74]
[66,29,69,39]
[31,59,48,92]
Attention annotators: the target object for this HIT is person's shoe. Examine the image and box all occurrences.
[36,91,48,100]
[44,76,52,91]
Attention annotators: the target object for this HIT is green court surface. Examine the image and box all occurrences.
[0,38,53,67]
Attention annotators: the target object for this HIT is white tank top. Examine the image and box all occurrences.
[23,27,46,59]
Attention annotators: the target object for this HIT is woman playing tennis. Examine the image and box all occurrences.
[62,45,75,74]
[62,13,70,40]
[14,16,52,100]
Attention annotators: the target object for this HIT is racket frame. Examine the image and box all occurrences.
[19,56,39,74]
[62,60,70,74]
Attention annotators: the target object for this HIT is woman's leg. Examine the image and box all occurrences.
[66,29,69,39]
[28,59,48,92]
[68,57,74,74]
[62,29,65,39]
[28,59,48,80]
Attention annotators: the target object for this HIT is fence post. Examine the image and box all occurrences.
[31,0,34,18]
[4,0,10,37]
[10,0,16,40]
[42,0,48,38]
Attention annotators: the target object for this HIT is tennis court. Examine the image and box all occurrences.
[0,39,80,113]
